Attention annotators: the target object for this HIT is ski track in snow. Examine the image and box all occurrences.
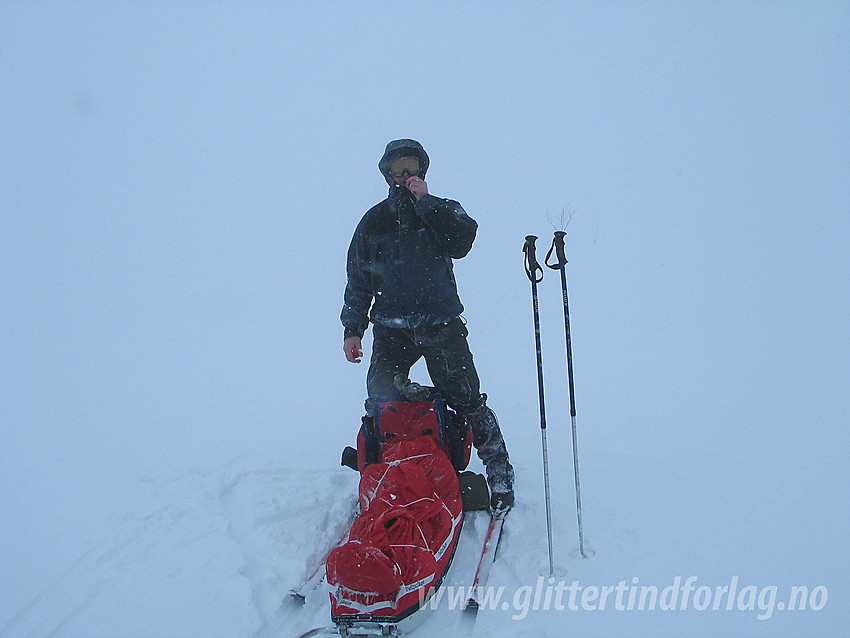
[1,452,579,638]
[1,461,361,638]
[218,466,358,631]
[2,447,845,637]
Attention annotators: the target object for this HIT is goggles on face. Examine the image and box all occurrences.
[388,156,421,177]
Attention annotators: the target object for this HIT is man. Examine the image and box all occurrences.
[341,139,515,512]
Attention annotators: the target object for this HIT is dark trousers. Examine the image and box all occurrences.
[366,318,483,414]
[366,318,515,494]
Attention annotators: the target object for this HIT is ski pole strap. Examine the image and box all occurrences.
[523,235,544,283]
[545,230,569,270]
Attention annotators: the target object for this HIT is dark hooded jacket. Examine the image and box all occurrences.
[341,140,478,339]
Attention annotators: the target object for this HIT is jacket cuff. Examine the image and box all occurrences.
[414,193,443,215]
[344,326,364,340]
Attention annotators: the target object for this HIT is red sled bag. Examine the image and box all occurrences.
[326,395,468,624]
[356,392,472,473]
[326,438,464,622]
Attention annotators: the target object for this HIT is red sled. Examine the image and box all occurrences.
[326,393,471,623]
[355,393,473,473]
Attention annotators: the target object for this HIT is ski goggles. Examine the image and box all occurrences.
[387,156,421,177]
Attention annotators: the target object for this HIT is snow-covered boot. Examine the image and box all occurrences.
[464,401,515,512]
[393,373,430,402]
[490,490,515,514]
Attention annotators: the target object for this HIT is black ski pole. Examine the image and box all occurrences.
[545,230,588,559]
[523,235,554,575]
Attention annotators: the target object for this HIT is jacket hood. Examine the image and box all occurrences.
[378,139,430,186]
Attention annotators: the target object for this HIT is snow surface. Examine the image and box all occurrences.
[1,2,848,637]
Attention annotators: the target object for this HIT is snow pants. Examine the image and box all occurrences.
[366,318,514,494]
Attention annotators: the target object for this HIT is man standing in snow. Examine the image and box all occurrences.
[341,139,514,512]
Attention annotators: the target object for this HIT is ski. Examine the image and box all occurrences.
[298,628,340,638]
[289,555,331,603]
[459,509,508,635]
[298,622,402,637]
[466,510,507,609]
[253,511,358,636]
[290,517,354,603]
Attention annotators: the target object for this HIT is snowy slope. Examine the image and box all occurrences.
[2,443,845,637]
[2,3,848,638]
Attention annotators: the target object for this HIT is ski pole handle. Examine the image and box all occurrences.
[523,235,544,283]
[545,230,569,270]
